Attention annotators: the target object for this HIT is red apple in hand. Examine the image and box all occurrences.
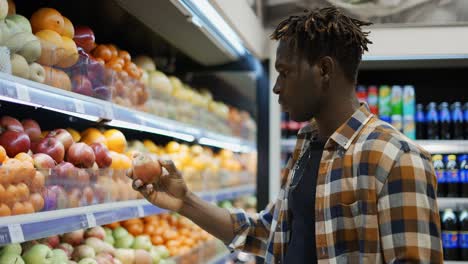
[67,143,95,168]
[73,26,96,53]
[0,116,23,132]
[33,153,56,169]
[0,130,30,156]
[34,137,65,163]
[47,129,74,151]
[90,143,112,168]
[21,119,42,142]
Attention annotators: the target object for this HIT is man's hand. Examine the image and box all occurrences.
[132,160,189,212]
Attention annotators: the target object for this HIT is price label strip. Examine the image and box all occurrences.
[16,83,30,101]
[137,206,145,218]
[8,224,24,243]
[86,213,97,228]
[74,100,85,114]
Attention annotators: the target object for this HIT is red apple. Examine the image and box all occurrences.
[72,74,93,96]
[0,130,30,157]
[85,226,106,240]
[0,116,23,132]
[40,235,60,248]
[61,229,85,246]
[90,143,112,168]
[34,137,65,163]
[67,142,95,168]
[132,152,161,184]
[52,162,76,187]
[82,186,94,205]
[76,169,90,188]
[47,129,74,151]
[68,188,82,208]
[33,153,56,169]
[21,119,42,142]
[73,26,96,53]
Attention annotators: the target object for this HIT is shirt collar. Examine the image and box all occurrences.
[298,103,373,150]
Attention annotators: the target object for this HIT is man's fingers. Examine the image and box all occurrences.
[159,160,181,178]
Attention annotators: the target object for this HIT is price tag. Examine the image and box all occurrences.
[0,226,11,245]
[8,224,24,243]
[86,213,96,228]
[74,100,85,114]
[104,104,114,119]
[15,83,30,101]
[137,206,145,217]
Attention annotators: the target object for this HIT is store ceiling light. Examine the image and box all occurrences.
[175,0,246,58]
[107,119,196,142]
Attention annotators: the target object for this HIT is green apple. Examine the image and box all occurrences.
[149,246,161,264]
[114,249,135,264]
[5,15,32,33]
[0,0,7,20]
[51,249,68,264]
[5,32,36,53]
[0,243,22,256]
[29,62,45,83]
[11,53,29,79]
[132,235,152,251]
[77,258,98,264]
[22,244,54,264]
[112,227,128,240]
[104,234,115,246]
[103,227,112,237]
[18,37,41,63]
[0,253,25,264]
[152,246,170,259]
[149,71,172,94]
[114,234,134,249]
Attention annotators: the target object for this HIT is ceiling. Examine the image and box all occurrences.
[264,0,468,28]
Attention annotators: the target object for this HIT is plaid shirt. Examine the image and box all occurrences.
[228,104,442,263]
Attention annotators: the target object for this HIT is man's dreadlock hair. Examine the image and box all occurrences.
[271,6,372,81]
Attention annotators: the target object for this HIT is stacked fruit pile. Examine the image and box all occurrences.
[0,225,175,264]
[105,213,216,260]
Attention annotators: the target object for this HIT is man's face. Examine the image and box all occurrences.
[273,40,325,122]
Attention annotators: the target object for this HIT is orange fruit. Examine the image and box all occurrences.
[66,128,81,142]
[93,45,112,62]
[121,218,142,227]
[119,154,132,170]
[127,223,143,236]
[14,152,33,165]
[81,128,107,146]
[11,202,25,215]
[23,201,35,214]
[107,44,118,59]
[104,222,120,229]
[0,146,6,163]
[151,235,164,245]
[0,203,11,216]
[35,29,64,66]
[103,129,127,153]
[62,16,74,38]
[16,183,30,202]
[31,8,64,34]
[143,140,159,154]
[29,193,44,212]
[165,141,180,154]
[165,239,180,248]
[118,50,131,63]
[144,224,156,235]
[30,171,45,193]
[162,229,177,241]
[56,36,78,68]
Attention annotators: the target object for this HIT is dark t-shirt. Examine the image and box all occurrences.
[284,141,324,263]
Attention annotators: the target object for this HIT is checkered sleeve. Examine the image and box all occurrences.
[226,202,275,257]
[377,150,443,263]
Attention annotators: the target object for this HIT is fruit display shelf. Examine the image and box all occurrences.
[281,138,468,154]
[444,261,468,264]
[0,72,256,152]
[0,184,255,246]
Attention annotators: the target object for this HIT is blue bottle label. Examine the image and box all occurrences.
[443,231,459,248]
[446,170,460,183]
[436,170,445,183]
[460,170,468,183]
[459,232,468,248]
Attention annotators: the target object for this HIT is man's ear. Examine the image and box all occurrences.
[318,56,335,81]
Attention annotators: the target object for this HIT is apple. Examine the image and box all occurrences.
[78,258,98,264]
[85,237,115,255]
[132,152,161,184]
[132,235,152,251]
[51,248,69,264]
[20,39,42,63]
[67,142,95,168]
[28,62,45,83]
[57,243,74,258]
[0,243,21,255]
[33,153,56,169]
[148,71,172,94]
[62,229,85,246]
[73,26,95,53]
[87,58,105,86]
[5,14,32,33]
[103,235,114,246]
[0,115,23,132]
[0,253,25,264]
[113,259,122,264]
[85,226,106,240]
[69,261,78,264]
[72,74,93,96]
[22,244,54,264]
[114,249,134,264]
[40,235,60,248]
[112,227,128,241]
[34,137,65,163]
[149,247,161,264]
[82,186,94,205]
[5,32,37,53]
[45,185,68,210]
[0,130,30,157]
[72,245,95,261]
[152,246,170,259]
[132,55,155,72]
[0,0,7,20]
[134,249,152,264]
[90,143,112,168]
[68,188,82,208]
[93,86,111,101]
[114,234,134,249]
[10,53,29,79]
[48,129,74,151]
[21,119,41,142]
[95,252,113,264]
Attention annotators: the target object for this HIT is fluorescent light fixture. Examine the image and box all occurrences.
[108,119,196,142]
[179,0,246,58]
[198,137,254,153]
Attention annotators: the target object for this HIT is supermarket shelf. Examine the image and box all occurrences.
[438,198,468,210]
[281,139,468,154]
[0,73,256,152]
[0,184,255,246]
[445,261,468,264]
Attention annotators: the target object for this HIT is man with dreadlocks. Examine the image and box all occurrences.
[132,6,443,263]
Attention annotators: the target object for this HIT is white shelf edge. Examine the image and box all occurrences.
[437,197,468,210]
